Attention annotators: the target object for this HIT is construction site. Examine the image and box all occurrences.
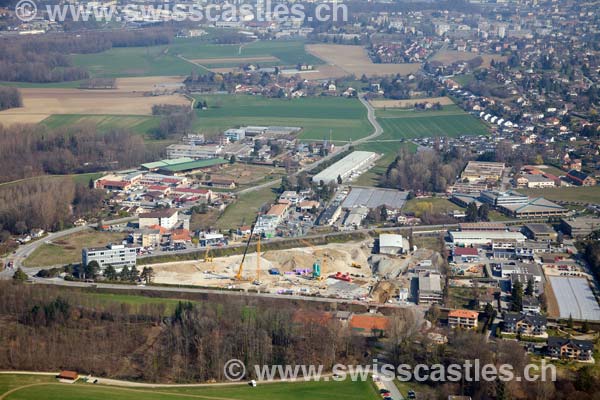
[148,235,444,303]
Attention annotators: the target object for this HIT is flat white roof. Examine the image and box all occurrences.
[312,151,376,183]
[380,234,404,248]
[450,231,526,241]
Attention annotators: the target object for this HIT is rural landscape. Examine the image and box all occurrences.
[1,0,600,399]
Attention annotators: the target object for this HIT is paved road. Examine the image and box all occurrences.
[0,216,136,275]
[356,93,384,143]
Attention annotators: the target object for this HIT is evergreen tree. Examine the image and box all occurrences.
[582,319,589,333]
[119,265,130,281]
[130,265,140,282]
[511,281,524,311]
[477,203,490,222]
[85,261,100,280]
[103,265,118,281]
[12,267,28,282]
[525,277,534,296]
[465,202,479,222]
[567,314,574,329]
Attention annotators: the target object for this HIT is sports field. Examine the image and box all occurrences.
[192,95,372,141]
[72,38,323,78]
[0,374,378,400]
[376,105,488,139]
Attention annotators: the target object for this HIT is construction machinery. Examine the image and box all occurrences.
[300,239,326,280]
[204,245,214,263]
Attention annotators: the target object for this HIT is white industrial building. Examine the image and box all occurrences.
[82,243,137,270]
[166,144,223,159]
[139,209,179,229]
[449,230,526,246]
[312,151,377,184]
[379,234,408,255]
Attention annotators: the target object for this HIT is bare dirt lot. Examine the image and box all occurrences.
[430,50,507,68]
[149,241,374,293]
[370,96,455,109]
[0,87,190,125]
[114,76,185,92]
[307,44,421,77]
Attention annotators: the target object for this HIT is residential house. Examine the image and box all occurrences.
[448,309,479,330]
[547,337,594,361]
[503,312,547,337]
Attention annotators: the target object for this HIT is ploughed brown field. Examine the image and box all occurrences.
[306,44,421,77]
[0,76,190,126]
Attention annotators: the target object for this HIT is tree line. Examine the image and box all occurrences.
[381,146,469,193]
[0,177,104,235]
[0,29,172,83]
[151,104,195,139]
[0,282,373,383]
[0,123,157,183]
[0,87,22,111]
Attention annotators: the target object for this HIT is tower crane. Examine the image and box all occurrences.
[235,213,260,281]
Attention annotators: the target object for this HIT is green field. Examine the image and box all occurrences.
[403,197,460,216]
[518,186,600,203]
[376,105,488,139]
[352,141,416,187]
[71,44,206,78]
[175,39,324,67]
[71,38,323,78]
[216,185,278,230]
[0,374,377,400]
[192,95,372,142]
[23,230,126,267]
[41,115,160,137]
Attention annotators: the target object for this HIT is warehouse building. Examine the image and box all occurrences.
[342,187,408,210]
[312,151,377,184]
[498,197,566,219]
[418,272,443,305]
[157,158,227,176]
[522,223,557,241]
[449,230,526,246]
[379,234,408,255]
[560,217,600,237]
[461,161,505,182]
[82,243,137,270]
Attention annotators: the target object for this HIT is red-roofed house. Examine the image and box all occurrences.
[448,309,479,329]
[349,314,390,336]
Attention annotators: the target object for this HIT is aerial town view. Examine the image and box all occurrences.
[0,0,599,398]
